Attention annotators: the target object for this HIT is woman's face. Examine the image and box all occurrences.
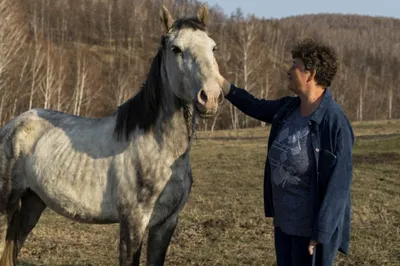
[287,58,310,94]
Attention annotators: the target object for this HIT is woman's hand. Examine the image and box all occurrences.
[308,239,318,255]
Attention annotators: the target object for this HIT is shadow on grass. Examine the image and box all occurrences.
[17,262,35,266]
[18,262,88,266]
[353,152,400,165]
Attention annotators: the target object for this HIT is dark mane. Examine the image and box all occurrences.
[170,17,206,32]
[114,49,163,141]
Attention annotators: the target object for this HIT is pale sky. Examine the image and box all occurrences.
[204,0,400,19]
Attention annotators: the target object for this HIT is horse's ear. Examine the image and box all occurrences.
[197,4,208,25]
[160,5,174,32]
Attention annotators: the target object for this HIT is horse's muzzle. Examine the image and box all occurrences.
[194,88,223,118]
[193,101,217,119]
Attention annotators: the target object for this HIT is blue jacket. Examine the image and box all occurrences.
[226,84,354,254]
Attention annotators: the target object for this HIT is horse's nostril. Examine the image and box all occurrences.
[200,89,208,103]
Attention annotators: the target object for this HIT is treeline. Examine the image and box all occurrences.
[0,0,398,130]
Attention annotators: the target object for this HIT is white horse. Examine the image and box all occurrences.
[0,4,222,266]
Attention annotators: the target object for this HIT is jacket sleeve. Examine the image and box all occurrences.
[225,84,285,124]
[312,119,355,244]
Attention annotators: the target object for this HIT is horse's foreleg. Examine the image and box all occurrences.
[132,241,143,266]
[119,215,147,266]
[146,214,178,266]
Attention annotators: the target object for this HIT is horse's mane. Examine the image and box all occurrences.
[114,49,163,141]
[113,17,206,141]
[170,17,206,32]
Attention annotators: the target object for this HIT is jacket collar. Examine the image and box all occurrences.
[309,89,333,124]
[275,89,333,125]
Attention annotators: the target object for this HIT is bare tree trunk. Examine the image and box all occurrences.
[280,37,287,64]
[211,104,223,132]
[358,67,369,121]
[229,71,239,130]
[44,43,51,109]
[56,55,67,112]
[108,0,113,47]
[388,86,393,120]
[234,71,239,129]
[229,104,235,130]
[12,98,18,118]
[74,49,86,116]
[75,55,86,116]
[358,87,363,122]
[0,95,4,126]
[29,44,44,110]
[57,83,62,111]
[203,119,208,132]
[272,28,279,69]
[261,73,270,127]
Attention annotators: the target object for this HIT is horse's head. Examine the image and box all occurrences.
[160,4,223,119]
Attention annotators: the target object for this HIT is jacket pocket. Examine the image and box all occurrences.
[318,149,338,189]
[320,149,337,168]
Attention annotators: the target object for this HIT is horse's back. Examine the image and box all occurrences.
[0,108,116,159]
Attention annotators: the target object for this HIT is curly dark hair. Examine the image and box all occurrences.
[291,38,338,88]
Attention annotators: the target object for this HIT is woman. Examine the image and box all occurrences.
[215,39,354,266]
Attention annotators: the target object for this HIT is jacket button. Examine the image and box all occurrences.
[315,148,320,152]
[308,121,312,126]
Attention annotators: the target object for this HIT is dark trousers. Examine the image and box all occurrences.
[274,227,339,266]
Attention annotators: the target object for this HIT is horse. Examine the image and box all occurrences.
[0,4,222,266]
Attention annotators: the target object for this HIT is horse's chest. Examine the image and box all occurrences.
[148,162,193,227]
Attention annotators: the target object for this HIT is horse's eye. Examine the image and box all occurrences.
[171,46,182,55]
[213,46,219,52]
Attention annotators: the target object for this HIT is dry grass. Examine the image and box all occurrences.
[17,121,400,265]
[197,119,400,139]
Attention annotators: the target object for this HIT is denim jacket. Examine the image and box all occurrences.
[225,84,354,254]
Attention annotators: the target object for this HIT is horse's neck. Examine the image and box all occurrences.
[154,98,193,156]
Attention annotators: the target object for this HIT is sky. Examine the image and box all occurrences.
[204,0,400,19]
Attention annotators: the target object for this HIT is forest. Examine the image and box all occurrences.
[0,0,399,130]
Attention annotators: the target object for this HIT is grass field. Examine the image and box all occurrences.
[18,120,400,266]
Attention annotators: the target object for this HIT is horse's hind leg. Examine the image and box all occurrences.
[0,212,8,262]
[0,186,18,266]
[0,170,11,262]
[146,215,178,266]
[0,190,46,266]
[14,190,46,253]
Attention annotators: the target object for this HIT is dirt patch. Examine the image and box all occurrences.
[201,218,231,231]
